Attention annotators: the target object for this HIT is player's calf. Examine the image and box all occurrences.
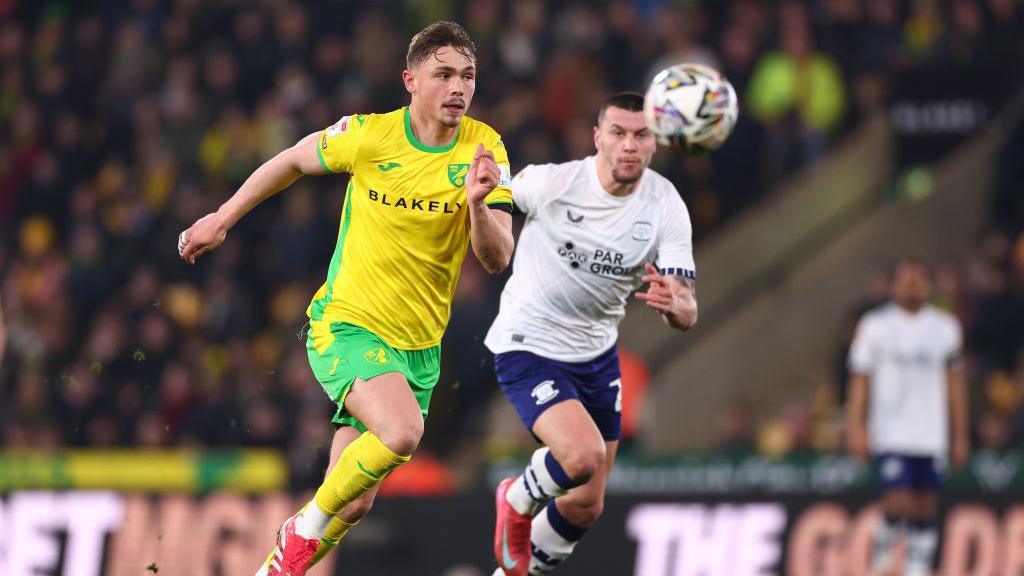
[337,489,377,520]
[552,491,604,528]
[905,519,938,576]
[905,491,939,576]
[871,513,904,576]
[308,516,358,568]
[528,501,591,575]
[259,432,407,576]
[873,484,914,575]
[292,372,420,540]
[525,471,608,576]
[506,447,589,518]
[495,447,587,576]
[308,490,377,568]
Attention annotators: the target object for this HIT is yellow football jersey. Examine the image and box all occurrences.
[307,107,513,350]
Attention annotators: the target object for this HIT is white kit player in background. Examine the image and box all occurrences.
[486,93,698,576]
[846,258,970,576]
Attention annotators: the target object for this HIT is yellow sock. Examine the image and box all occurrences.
[309,516,358,566]
[314,431,408,515]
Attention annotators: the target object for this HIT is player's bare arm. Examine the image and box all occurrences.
[845,372,870,463]
[636,263,698,330]
[947,362,970,469]
[178,130,327,265]
[467,142,514,274]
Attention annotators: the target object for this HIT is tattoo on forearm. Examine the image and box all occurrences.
[671,275,696,296]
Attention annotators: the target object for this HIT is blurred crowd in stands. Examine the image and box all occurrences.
[0,0,1021,488]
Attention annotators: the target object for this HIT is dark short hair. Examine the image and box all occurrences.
[597,92,645,125]
[406,21,476,69]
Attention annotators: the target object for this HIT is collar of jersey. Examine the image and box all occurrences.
[404,107,460,153]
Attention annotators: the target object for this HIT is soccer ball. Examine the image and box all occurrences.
[643,63,738,153]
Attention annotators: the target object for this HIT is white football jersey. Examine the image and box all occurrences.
[848,303,963,457]
[485,156,695,363]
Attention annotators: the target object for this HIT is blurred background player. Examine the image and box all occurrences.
[486,92,698,576]
[178,20,514,576]
[846,258,970,576]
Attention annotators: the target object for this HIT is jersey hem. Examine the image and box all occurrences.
[870,447,947,458]
[484,338,617,364]
[316,316,442,352]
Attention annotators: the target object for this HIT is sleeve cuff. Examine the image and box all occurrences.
[659,267,696,279]
[486,201,513,214]
[316,134,334,173]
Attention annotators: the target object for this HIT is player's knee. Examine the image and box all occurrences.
[880,501,906,520]
[377,417,423,456]
[561,444,606,483]
[881,490,913,519]
[911,494,939,521]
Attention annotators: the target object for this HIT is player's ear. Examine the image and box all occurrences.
[402,69,416,95]
[593,125,601,151]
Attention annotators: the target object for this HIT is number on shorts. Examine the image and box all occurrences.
[609,378,622,412]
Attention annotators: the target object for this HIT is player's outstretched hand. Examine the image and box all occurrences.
[178,213,228,266]
[637,263,694,314]
[466,143,499,204]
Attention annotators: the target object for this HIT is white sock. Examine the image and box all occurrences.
[506,448,573,517]
[292,499,333,540]
[906,523,938,576]
[872,515,904,573]
[528,502,585,575]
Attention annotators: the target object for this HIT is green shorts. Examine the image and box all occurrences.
[306,321,441,431]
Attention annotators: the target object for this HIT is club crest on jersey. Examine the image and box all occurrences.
[531,380,559,405]
[448,163,470,187]
[632,221,654,241]
[363,347,391,365]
